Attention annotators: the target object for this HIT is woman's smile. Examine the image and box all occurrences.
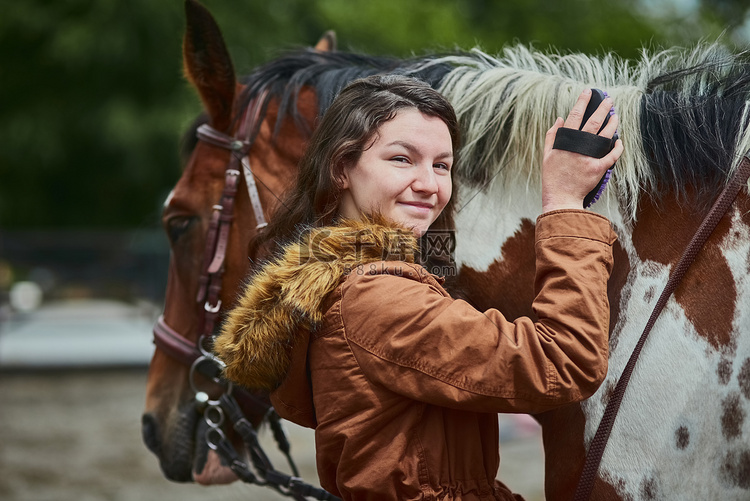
[397,201,435,216]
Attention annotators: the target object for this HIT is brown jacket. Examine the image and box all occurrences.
[215,210,616,500]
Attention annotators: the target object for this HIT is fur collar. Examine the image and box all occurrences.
[214,217,418,392]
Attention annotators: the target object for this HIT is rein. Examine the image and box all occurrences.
[152,93,339,500]
[573,154,750,501]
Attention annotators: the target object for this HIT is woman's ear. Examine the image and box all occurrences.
[338,172,349,190]
[334,161,350,189]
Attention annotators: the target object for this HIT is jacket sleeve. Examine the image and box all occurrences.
[339,210,616,414]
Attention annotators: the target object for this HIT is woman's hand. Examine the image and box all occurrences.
[541,89,624,213]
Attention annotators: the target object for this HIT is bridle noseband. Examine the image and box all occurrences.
[152,92,340,501]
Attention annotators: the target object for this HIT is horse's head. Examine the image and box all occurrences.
[141,0,330,484]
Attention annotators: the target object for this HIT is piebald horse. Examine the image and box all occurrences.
[142,1,750,499]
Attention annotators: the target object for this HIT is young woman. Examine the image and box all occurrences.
[214,75,623,500]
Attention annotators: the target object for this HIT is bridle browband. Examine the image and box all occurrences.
[152,91,339,501]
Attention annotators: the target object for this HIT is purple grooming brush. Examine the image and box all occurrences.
[582,89,618,208]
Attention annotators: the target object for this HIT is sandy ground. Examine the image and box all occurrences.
[0,369,545,501]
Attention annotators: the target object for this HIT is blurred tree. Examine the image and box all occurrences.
[701,0,750,31]
[0,1,189,228]
[640,0,750,46]
[0,0,745,229]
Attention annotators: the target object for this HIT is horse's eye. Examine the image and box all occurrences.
[165,215,197,244]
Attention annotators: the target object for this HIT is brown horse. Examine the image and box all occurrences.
[143,1,750,498]
[140,0,315,484]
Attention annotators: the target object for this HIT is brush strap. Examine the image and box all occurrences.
[553,126,618,208]
[552,128,615,158]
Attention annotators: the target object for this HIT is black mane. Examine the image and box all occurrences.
[642,48,750,199]
[237,48,456,142]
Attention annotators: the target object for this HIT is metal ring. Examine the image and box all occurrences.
[205,404,225,428]
[189,356,232,403]
[205,426,226,451]
[197,335,213,357]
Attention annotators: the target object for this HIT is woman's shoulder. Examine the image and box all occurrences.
[332,260,452,335]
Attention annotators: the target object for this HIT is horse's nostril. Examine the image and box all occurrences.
[141,413,162,455]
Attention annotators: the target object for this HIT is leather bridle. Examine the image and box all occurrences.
[151,92,339,500]
[153,91,270,416]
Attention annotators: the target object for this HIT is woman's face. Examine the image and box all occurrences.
[337,108,453,236]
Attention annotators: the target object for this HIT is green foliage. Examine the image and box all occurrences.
[1,0,747,228]
[0,0,190,228]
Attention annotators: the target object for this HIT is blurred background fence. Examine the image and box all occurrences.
[1,230,167,303]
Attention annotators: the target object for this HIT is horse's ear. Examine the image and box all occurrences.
[183,0,236,132]
[314,30,337,52]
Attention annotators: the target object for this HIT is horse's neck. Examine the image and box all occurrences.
[607,189,750,355]
[548,190,750,499]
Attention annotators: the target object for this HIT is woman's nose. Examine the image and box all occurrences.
[411,164,439,194]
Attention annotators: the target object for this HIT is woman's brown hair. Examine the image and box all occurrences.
[253,74,460,271]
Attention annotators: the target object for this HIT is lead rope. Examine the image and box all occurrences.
[572,155,750,501]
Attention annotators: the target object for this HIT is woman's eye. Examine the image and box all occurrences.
[434,163,451,171]
[391,156,410,163]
